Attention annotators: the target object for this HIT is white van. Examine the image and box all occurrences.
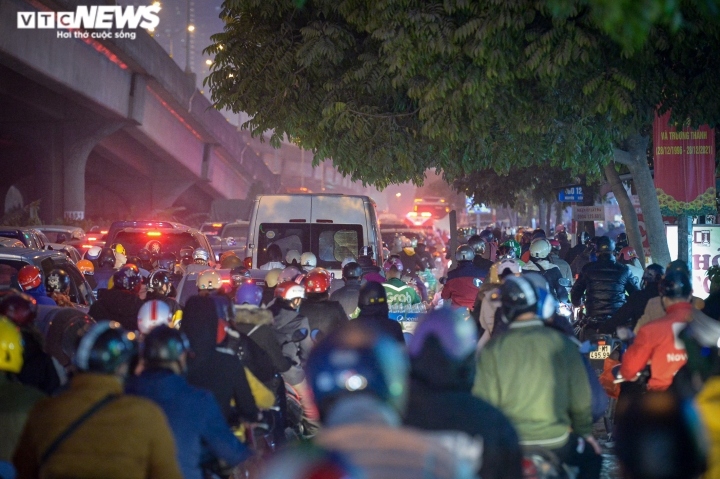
[245,194,382,279]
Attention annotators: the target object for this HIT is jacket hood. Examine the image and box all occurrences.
[180,295,219,358]
[233,305,273,326]
[410,336,475,392]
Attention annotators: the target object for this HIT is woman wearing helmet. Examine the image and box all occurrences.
[88,266,144,331]
[440,245,487,310]
[406,307,523,479]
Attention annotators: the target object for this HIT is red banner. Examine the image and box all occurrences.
[653,110,716,216]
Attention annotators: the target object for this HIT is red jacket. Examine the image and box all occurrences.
[619,302,692,391]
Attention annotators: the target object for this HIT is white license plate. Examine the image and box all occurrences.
[589,345,611,360]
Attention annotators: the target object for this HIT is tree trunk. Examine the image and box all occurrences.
[604,162,646,265]
[613,134,671,267]
[538,201,546,231]
[546,202,553,233]
[580,178,596,237]
[555,202,564,229]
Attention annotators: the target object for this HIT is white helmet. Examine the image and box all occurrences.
[497,258,521,278]
[137,300,172,334]
[85,246,102,261]
[193,248,210,263]
[197,269,222,290]
[285,249,301,265]
[300,252,317,268]
[529,238,551,259]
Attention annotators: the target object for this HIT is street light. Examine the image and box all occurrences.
[395,192,402,197]
[153,1,161,8]
[187,25,195,32]
[205,59,212,65]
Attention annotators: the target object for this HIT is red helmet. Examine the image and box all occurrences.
[305,269,330,294]
[274,281,306,300]
[548,239,561,251]
[18,265,42,291]
[619,246,638,262]
[0,292,38,327]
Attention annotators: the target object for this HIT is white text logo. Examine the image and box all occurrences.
[17,6,160,30]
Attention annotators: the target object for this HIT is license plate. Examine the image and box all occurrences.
[589,345,611,360]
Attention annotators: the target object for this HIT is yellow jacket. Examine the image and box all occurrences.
[696,377,720,479]
[13,373,182,479]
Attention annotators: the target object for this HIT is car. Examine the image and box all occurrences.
[0,237,25,248]
[0,227,46,249]
[201,221,249,261]
[104,220,216,266]
[37,225,87,248]
[0,248,95,310]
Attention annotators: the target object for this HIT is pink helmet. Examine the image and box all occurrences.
[382,257,404,273]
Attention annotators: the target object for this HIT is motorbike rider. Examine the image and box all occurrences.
[285,250,302,268]
[405,307,523,479]
[555,230,572,260]
[415,241,435,271]
[136,300,173,338]
[261,268,282,307]
[94,247,117,291]
[329,262,363,318]
[83,245,103,268]
[523,238,568,302]
[299,252,317,273]
[17,265,56,306]
[299,269,347,342]
[564,231,591,267]
[398,236,423,273]
[0,293,61,394]
[308,321,483,478]
[474,275,602,479]
[76,259,97,291]
[126,325,251,479]
[600,264,665,334]
[13,321,183,479]
[0,317,46,473]
[617,246,644,285]
[570,236,598,277]
[477,258,522,344]
[382,258,421,308]
[145,270,182,323]
[619,269,708,392]
[548,239,573,282]
[355,280,405,343]
[45,268,75,307]
[88,266,145,331]
[570,236,638,337]
[441,245,487,311]
[614,232,629,254]
[467,235,493,271]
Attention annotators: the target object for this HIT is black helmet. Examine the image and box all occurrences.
[659,269,692,299]
[455,244,475,262]
[577,231,590,245]
[126,256,141,266]
[158,252,176,271]
[45,308,95,367]
[179,246,194,264]
[467,235,486,255]
[45,268,71,294]
[641,264,665,287]
[342,261,362,281]
[0,292,38,327]
[358,280,387,307]
[615,391,707,479]
[113,267,141,292]
[500,275,539,322]
[306,321,409,418]
[142,325,190,363]
[138,248,152,262]
[73,321,136,373]
[616,232,628,248]
[479,230,494,243]
[531,228,546,240]
[555,230,568,242]
[667,259,691,276]
[149,270,171,294]
[98,248,116,268]
[595,236,615,255]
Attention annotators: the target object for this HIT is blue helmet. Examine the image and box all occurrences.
[306,322,409,418]
[235,281,263,306]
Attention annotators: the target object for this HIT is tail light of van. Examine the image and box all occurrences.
[244,257,253,269]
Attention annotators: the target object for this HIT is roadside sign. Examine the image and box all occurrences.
[573,206,605,222]
[558,187,584,202]
[666,224,720,299]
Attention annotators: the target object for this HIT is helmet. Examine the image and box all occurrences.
[141,325,190,363]
[342,262,362,281]
[98,248,116,268]
[275,281,306,301]
[400,236,413,248]
[667,259,691,276]
[193,248,210,263]
[659,269,692,299]
[522,273,558,320]
[555,224,566,233]
[307,321,409,416]
[197,269,222,290]
[548,239,561,252]
[17,265,42,291]
[278,266,303,284]
[408,307,478,361]
[111,243,126,256]
[85,245,102,261]
[358,280,387,306]
[467,235,487,255]
[220,254,243,270]
[147,271,170,295]
[383,257,404,273]
[455,244,475,262]
[112,266,141,292]
[45,269,71,294]
[577,231,590,245]
[137,300,173,335]
[265,268,283,288]
[619,246,638,262]
[500,239,521,259]
[137,248,152,262]
[179,246,194,264]
[158,252,176,271]
[44,309,95,367]
[529,238,551,259]
[488,258,522,283]
[616,232,629,247]
[500,274,539,322]
[235,281,263,306]
[300,252,317,269]
[77,259,94,275]
[531,228,546,240]
[595,236,615,255]
[479,230,494,243]
[0,317,23,373]
[285,250,301,265]
[641,264,665,286]
[74,321,136,373]
[305,269,331,294]
[0,293,37,327]
[219,250,238,264]
[615,392,707,479]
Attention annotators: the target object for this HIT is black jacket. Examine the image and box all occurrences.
[88,289,144,331]
[563,244,586,269]
[232,306,291,380]
[355,303,405,344]
[181,296,259,425]
[600,282,660,333]
[18,328,60,395]
[268,301,313,385]
[329,281,362,318]
[299,295,348,342]
[405,337,522,479]
[472,256,494,272]
[570,256,639,318]
[702,290,720,320]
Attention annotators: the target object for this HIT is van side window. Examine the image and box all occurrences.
[318,228,360,262]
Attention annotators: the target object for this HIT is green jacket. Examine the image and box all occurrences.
[383,278,421,306]
[0,373,45,461]
[473,319,592,448]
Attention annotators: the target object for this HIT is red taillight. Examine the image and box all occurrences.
[81,244,93,249]
[147,232,162,237]
[243,257,252,269]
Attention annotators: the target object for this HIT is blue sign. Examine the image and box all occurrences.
[558,187,583,202]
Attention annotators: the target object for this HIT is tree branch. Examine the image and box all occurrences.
[612,147,634,166]
[347,108,420,119]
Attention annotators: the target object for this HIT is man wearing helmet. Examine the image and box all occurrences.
[467,235,493,272]
[440,245,487,310]
[94,247,117,291]
[89,266,144,331]
[299,269,348,341]
[398,236,422,274]
[383,258,421,308]
[523,238,568,302]
[17,265,57,306]
[600,264,665,334]
[13,321,183,479]
[564,230,591,267]
[617,246,643,286]
[475,275,602,479]
[145,270,182,323]
[330,262,363,318]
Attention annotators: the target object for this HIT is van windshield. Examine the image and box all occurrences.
[257,223,362,269]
